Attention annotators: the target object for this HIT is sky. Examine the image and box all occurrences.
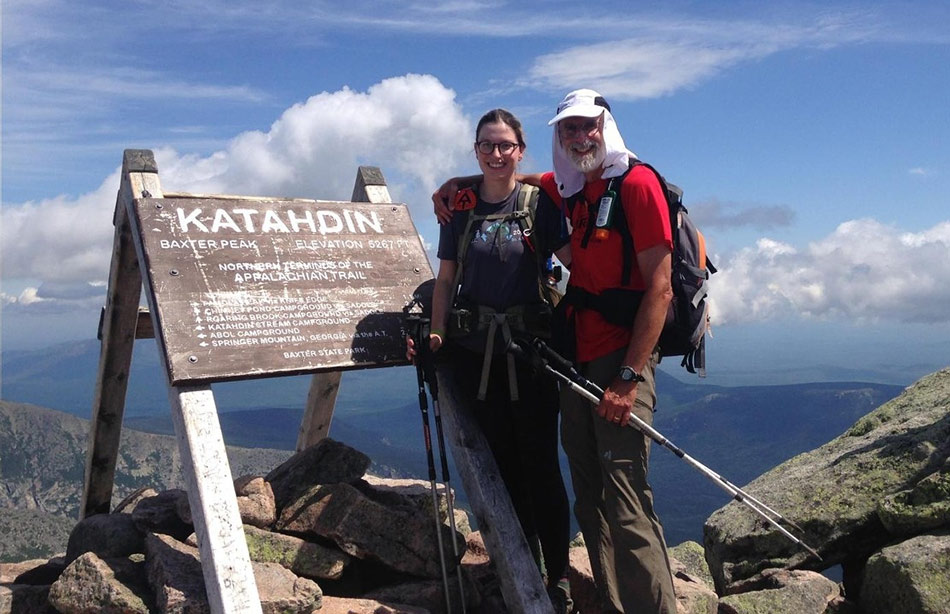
[2,0,949,386]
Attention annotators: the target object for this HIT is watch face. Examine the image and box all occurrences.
[620,366,643,382]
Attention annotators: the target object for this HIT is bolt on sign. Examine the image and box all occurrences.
[130,197,432,384]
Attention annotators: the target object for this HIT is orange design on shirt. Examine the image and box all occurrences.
[454,188,477,211]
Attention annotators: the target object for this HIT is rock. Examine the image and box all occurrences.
[319,596,429,613]
[65,512,144,564]
[704,368,950,592]
[253,562,322,614]
[132,489,193,540]
[177,476,277,529]
[718,568,842,614]
[266,438,370,511]
[276,482,462,578]
[234,476,277,528]
[859,531,950,614]
[47,552,153,614]
[673,580,717,614]
[567,544,597,614]
[877,458,950,535]
[113,487,159,514]
[669,541,715,590]
[144,533,207,612]
[461,532,489,566]
[364,579,464,614]
[1,558,56,584]
[0,584,56,614]
[669,550,718,614]
[145,532,322,613]
[357,476,470,534]
[242,524,350,580]
[3,556,65,585]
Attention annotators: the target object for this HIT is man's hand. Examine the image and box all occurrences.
[432,180,459,225]
[596,379,638,425]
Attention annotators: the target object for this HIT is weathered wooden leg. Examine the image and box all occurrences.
[297,166,394,450]
[80,151,154,518]
[297,372,342,451]
[169,385,263,614]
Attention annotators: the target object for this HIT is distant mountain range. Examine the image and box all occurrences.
[0,338,907,555]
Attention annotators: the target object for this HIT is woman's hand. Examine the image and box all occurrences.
[406,332,444,362]
[428,331,443,353]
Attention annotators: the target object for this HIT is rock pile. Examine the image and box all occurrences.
[0,434,718,613]
[3,367,948,613]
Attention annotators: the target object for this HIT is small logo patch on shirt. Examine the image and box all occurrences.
[454,188,477,211]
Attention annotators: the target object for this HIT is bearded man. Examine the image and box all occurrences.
[536,89,677,614]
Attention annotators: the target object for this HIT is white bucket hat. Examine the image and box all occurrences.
[549,89,637,197]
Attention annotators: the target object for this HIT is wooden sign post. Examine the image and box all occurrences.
[82,149,553,614]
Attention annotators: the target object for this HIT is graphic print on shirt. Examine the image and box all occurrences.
[471,219,525,262]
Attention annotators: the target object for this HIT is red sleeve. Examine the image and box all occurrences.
[621,165,672,253]
[540,172,561,203]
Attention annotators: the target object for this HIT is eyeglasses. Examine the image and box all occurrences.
[476,141,520,155]
[557,119,600,139]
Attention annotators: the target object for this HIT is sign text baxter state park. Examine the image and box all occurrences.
[131,197,432,384]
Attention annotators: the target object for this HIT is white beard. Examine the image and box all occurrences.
[568,141,606,174]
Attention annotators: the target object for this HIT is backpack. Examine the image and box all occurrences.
[448,183,561,400]
[562,161,716,376]
[450,184,561,319]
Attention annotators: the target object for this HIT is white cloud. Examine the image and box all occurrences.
[908,167,929,176]
[1,75,472,303]
[521,9,936,99]
[710,219,950,325]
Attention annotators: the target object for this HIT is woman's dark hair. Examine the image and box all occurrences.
[475,108,526,148]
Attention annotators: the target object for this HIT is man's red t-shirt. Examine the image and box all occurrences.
[540,166,672,362]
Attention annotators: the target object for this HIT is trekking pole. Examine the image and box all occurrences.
[507,337,822,561]
[517,336,806,531]
[406,315,454,612]
[419,335,468,614]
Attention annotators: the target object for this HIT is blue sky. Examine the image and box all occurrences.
[2,1,949,385]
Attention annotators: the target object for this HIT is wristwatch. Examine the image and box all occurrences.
[618,366,645,383]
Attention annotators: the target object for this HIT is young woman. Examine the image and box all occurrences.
[412,109,572,610]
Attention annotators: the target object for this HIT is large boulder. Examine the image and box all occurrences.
[242,524,350,581]
[704,368,950,592]
[0,584,56,614]
[132,489,193,540]
[858,531,950,614]
[276,482,462,579]
[718,568,844,614]
[64,512,143,564]
[319,596,429,613]
[47,552,153,614]
[877,457,950,535]
[145,532,321,613]
[266,438,370,511]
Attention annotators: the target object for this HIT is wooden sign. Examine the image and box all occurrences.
[129,197,432,384]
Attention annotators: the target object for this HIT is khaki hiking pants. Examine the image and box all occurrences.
[560,347,676,614]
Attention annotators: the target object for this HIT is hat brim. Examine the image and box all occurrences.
[548,105,604,126]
